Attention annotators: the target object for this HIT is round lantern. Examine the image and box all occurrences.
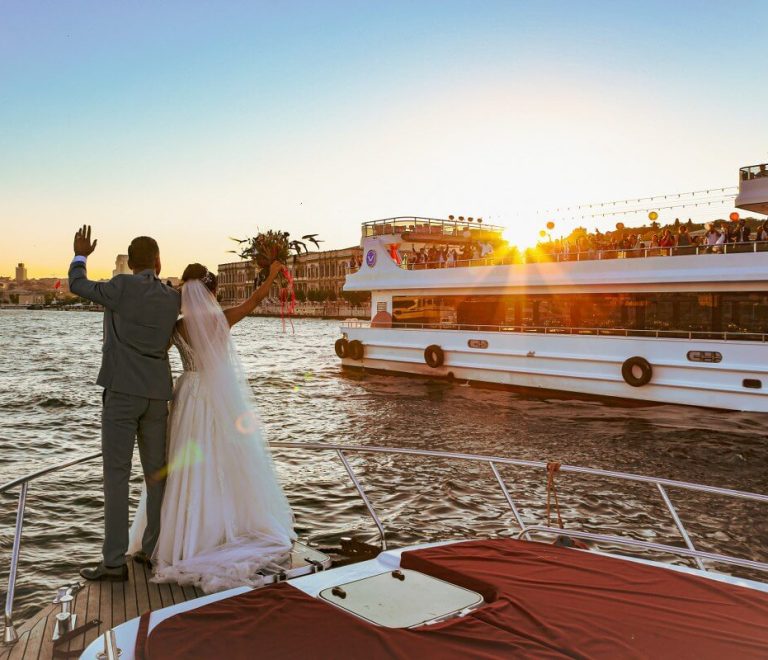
[729,212,740,222]
[648,211,658,221]
[546,221,555,231]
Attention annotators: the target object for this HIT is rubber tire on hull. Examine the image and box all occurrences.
[424,345,445,368]
[347,340,364,361]
[621,356,652,387]
[334,338,348,359]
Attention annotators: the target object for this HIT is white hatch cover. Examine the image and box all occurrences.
[319,569,484,628]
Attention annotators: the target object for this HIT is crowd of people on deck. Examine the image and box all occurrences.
[400,241,495,268]
[540,218,768,260]
[348,217,768,272]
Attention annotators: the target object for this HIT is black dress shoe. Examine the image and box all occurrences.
[132,551,153,569]
[79,563,128,582]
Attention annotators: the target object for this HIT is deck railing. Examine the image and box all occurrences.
[342,320,768,342]
[393,240,768,270]
[362,216,504,238]
[3,443,768,644]
[740,163,768,180]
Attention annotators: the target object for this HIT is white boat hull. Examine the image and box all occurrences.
[340,326,768,412]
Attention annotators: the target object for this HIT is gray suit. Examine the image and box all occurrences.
[69,260,181,567]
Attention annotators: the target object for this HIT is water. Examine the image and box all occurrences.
[2,310,768,622]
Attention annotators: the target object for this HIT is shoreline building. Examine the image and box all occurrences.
[113,254,130,276]
[218,246,362,306]
[15,263,27,284]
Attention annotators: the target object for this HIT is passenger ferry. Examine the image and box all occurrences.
[336,164,768,412]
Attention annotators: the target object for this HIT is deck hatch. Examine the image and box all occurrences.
[319,569,483,628]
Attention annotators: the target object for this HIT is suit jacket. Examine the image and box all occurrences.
[69,261,181,400]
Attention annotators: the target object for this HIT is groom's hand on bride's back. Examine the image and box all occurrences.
[73,224,98,257]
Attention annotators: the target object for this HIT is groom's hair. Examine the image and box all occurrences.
[128,236,160,270]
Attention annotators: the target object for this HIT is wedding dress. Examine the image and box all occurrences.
[128,280,295,593]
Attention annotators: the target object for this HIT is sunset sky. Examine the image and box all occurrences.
[1,1,766,279]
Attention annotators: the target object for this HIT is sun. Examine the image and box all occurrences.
[502,224,547,252]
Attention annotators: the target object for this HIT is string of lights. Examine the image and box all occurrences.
[536,186,738,215]
[567,196,737,220]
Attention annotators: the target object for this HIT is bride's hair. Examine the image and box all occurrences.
[182,263,217,294]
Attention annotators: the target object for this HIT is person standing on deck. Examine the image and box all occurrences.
[68,226,180,581]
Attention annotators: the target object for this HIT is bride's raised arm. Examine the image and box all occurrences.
[223,261,284,327]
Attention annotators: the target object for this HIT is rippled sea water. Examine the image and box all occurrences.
[2,309,768,622]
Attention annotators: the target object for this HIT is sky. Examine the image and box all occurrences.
[1,1,766,279]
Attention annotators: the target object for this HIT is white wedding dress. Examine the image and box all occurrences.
[128,280,296,593]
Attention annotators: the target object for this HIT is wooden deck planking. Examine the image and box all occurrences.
[124,563,139,622]
[84,579,102,650]
[134,560,151,616]
[168,582,186,606]
[2,562,205,659]
[21,617,48,660]
[156,581,174,609]
[66,579,90,655]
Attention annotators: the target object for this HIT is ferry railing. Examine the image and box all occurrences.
[362,216,504,238]
[740,163,768,180]
[3,443,768,644]
[342,319,768,342]
[393,240,768,270]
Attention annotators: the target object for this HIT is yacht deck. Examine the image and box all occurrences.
[1,561,203,660]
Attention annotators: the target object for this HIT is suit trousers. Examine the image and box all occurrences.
[101,389,168,567]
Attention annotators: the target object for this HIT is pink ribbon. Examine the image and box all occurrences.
[279,266,296,334]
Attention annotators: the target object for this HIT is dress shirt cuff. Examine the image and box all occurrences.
[72,255,87,265]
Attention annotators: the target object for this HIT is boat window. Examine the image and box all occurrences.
[391,292,768,338]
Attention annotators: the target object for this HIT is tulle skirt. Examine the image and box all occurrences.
[128,372,295,593]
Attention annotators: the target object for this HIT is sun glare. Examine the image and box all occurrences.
[502,225,546,252]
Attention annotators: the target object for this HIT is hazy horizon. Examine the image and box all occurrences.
[2,1,766,279]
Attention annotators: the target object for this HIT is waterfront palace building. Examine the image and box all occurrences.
[217,245,362,305]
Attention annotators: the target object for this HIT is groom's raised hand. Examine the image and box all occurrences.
[74,225,98,257]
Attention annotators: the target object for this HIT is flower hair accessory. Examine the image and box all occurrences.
[201,268,216,289]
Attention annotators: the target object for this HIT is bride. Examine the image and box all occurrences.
[128,260,295,593]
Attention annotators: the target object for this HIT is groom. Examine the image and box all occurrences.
[69,226,181,580]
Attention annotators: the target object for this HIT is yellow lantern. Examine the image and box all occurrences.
[648,211,658,221]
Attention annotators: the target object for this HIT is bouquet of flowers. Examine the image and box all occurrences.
[231,230,322,285]
[230,230,322,332]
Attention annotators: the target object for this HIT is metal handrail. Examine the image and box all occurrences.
[362,216,504,234]
[395,240,768,270]
[3,442,768,644]
[0,451,102,494]
[517,526,768,574]
[2,451,103,645]
[341,319,768,342]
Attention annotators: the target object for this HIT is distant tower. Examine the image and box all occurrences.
[15,263,27,284]
[113,254,130,277]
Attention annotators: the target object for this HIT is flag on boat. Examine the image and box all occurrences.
[54,280,61,290]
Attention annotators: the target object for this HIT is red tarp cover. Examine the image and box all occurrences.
[143,539,768,659]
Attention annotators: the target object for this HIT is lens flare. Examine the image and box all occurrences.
[162,440,204,476]
[235,410,258,434]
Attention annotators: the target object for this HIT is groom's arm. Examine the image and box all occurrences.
[68,224,124,310]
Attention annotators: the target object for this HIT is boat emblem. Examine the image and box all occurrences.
[366,249,377,268]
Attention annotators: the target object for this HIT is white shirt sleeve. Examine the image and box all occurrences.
[72,255,87,264]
